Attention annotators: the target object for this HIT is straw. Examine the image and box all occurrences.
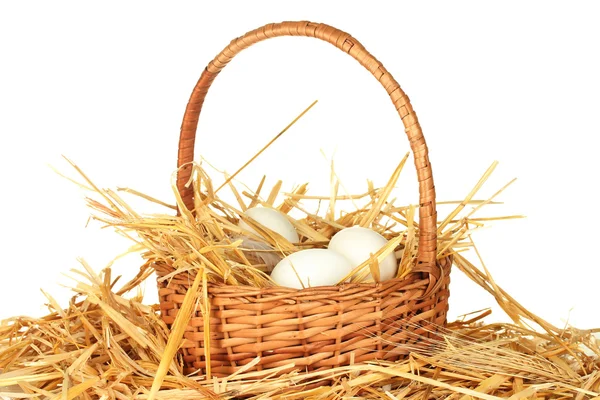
[2,152,596,399]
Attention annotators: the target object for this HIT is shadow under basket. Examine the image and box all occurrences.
[156,20,454,378]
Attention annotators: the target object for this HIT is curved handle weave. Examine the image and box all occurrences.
[177,21,438,270]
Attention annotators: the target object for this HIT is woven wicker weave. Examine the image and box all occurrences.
[157,21,451,377]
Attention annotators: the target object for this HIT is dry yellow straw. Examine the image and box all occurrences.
[147,264,204,400]
[9,105,595,399]
[214,100,318,194]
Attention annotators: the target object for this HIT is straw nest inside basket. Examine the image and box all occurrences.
[74,152,499,289]
[1,156,599,399]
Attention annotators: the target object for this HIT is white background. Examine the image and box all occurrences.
[1,2,599,329]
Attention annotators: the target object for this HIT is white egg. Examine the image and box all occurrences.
[270,249,353,289]
[238,207,299,243]
[328,226,398,282]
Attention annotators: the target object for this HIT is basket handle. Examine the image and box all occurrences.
[177,21,438,271]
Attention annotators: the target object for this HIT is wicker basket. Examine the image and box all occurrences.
[156,21,451,378]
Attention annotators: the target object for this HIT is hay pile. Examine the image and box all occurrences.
[1,259,599,399]
[1,136,599,398]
